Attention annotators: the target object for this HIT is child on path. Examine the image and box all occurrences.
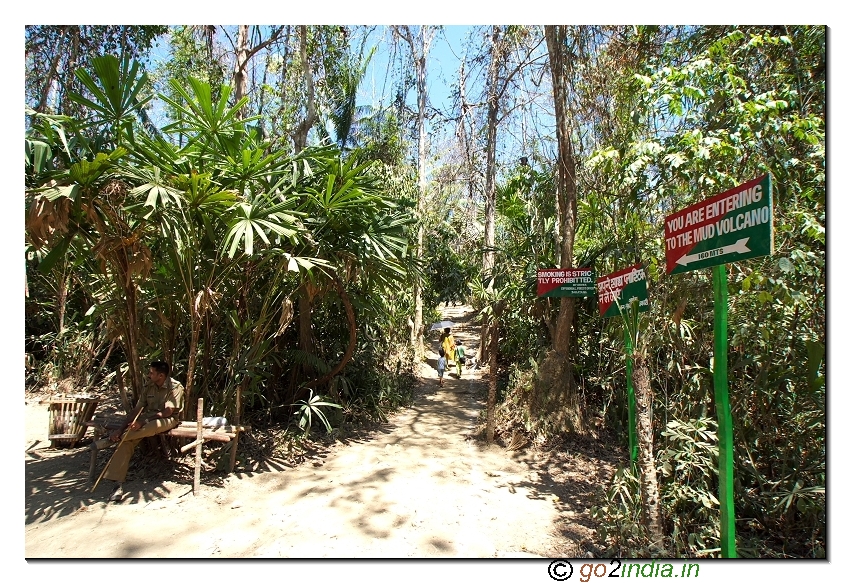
[437,348,447,387]
[455,340,466,378]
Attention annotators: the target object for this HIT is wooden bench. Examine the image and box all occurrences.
[86,398,250,495]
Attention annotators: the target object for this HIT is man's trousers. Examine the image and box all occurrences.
[103,417,180,482]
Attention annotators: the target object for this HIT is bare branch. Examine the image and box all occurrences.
[239,26,285,74]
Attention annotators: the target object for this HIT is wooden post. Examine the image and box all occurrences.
[228,380,243,473]
[180,437,205,453]
[194,398,203,496]
[59,399,67,441]
[88,445,97,483]
[88,436,113,485]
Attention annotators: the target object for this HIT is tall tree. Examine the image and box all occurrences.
[531,25,584,433]
[544,25,579,358]
[479,25,504,361]
[478,25,544,360]
[393,25,436,357]
[233,25,250,114]
[456,58,479,230]
[292,25,318,152]
[291,25,329,382]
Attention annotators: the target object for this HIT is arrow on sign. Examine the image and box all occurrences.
[676,238,751,267]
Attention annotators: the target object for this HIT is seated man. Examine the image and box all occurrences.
[103,360,184,502]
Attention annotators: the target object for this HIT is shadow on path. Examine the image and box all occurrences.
[25,304,612,558]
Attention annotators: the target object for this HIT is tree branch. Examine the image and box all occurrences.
[238,26,285,75]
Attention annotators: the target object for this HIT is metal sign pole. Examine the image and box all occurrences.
[664,176,771,559]
[713,264,736,558]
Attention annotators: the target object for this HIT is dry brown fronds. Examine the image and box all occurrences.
[26,195,72,248]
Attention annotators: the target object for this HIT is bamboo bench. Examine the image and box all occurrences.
[86,398,249,495]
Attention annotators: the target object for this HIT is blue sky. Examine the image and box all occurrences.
[359,26,472,114]
[355,25,552,175]
[140,26,477,151]
[356,26,483,160]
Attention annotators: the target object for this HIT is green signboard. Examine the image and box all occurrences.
[664,175,773,274]
[596,264,649,318]
[537,268,595,297]
[665,175,776,558]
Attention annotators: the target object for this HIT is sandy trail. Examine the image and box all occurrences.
[25,305,594,558]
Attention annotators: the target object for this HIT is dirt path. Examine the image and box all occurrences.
[25,305,609,559]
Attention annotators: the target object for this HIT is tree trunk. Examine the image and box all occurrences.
[36,26,68,113]
[56,271,68,335]
[458,58,479,257]
[633,354,664,547]
[544,25,579,358]
[412,28,432,358]
[204,25,216,61]
[62,27,80,117]
[481,25,502,285]
[122,278,144,400]
[232,25,249,118]
[526,26,584,434]
[184,314,201,419]
[293,25,317,152]
[292,25,318,373]
[395,26,433,358]
[233,25,285,120]
[480,26,503,362]
[257,48,269,120]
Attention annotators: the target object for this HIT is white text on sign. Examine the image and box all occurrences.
[665,183,766,251]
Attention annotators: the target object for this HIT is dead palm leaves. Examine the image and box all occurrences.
[26,193,72,249]
[506,429,529,452]
[90,233,152,284]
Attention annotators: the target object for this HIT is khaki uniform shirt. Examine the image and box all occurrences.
[136,377,185,420]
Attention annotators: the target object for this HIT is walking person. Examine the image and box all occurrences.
[455,340,466,378]
[441,328,456,364]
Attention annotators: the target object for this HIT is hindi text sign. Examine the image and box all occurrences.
[596,264,649,318]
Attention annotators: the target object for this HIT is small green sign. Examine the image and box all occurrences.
[537,268,595,297]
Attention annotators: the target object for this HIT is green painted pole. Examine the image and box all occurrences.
[713,264,736,558]
[624,322,638,467]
